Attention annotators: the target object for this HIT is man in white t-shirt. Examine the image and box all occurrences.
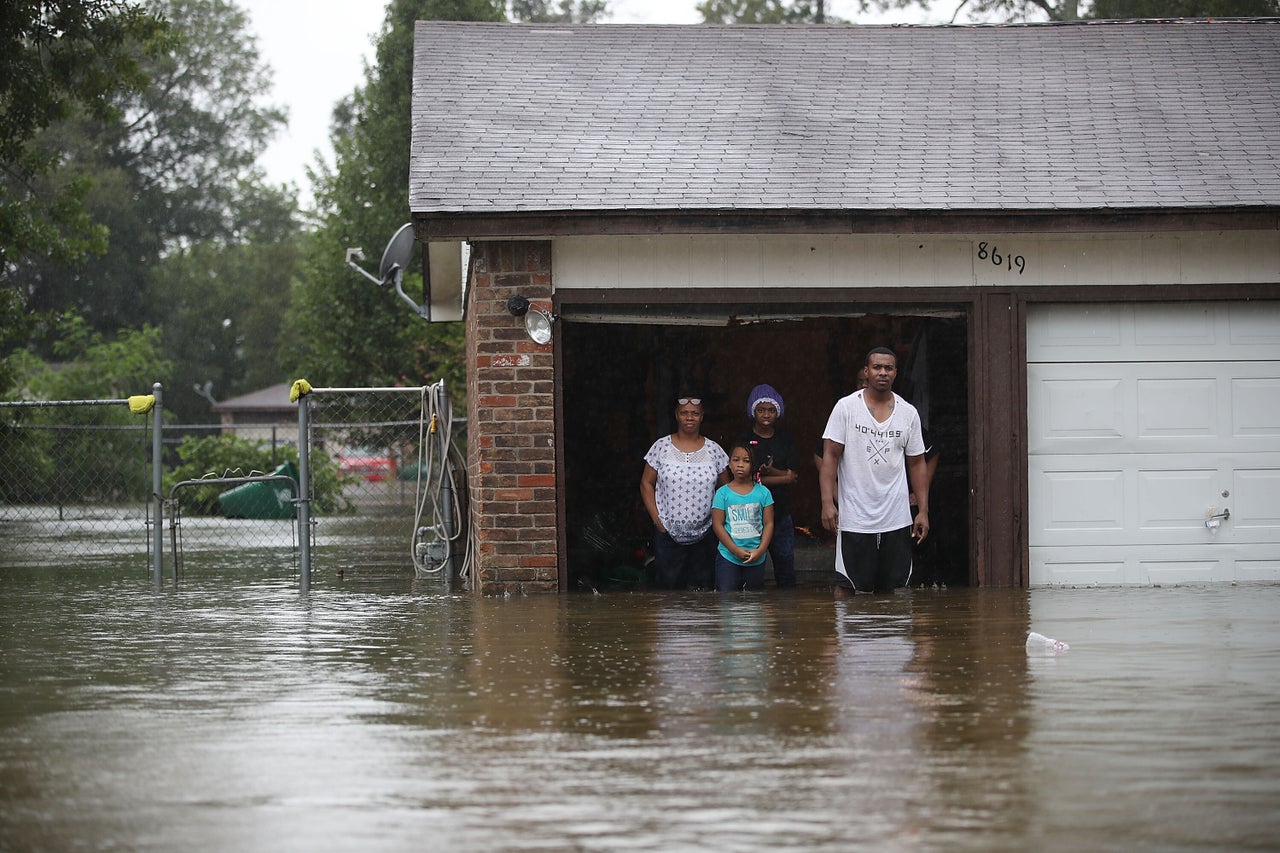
[819,347,931,595]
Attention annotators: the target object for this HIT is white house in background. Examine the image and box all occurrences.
[210,383,297,448]
[408,20,1280,594]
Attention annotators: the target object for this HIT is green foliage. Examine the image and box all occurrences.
[0,0,168,277]
[0,407,147,504]
[510,0,609,21]
[150,184,300,423]
[23,315,171,400]
[1,1,168,399]
[0,288,31,397]
[1086,0,1280,16]
[165,433,349,515]
[799,0,1274,26]
[698,0,839,22]
[2,319,166,503]
[285,0,502,397]
[0,416,58,504]
[12,0,290,346]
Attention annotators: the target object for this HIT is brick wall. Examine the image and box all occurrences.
[465,241,558,594]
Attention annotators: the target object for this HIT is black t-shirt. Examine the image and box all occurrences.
[733,426,799,519]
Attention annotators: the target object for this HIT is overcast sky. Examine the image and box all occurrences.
[242,0,962,203]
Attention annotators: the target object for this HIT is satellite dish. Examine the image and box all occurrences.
[345,223,429,319]
[379,223,416,282]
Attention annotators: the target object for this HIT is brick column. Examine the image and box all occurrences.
[465,241,558,594]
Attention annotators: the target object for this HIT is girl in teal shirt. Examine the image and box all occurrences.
[711,441,775,591]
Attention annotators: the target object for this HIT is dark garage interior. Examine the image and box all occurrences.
[559,304,971,591]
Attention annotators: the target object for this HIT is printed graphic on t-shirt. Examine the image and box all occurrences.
[856,422,902,466]
[726,502,762,540]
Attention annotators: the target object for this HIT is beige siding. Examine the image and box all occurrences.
[552,231,1280,291]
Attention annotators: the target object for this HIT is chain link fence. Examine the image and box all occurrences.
[1,384,468,586]
[301,384,469,584]
[0,397,156,570]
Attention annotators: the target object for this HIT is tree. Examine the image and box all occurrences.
[149,182,301,423]
[1,1,167,273]
[287,0,611,397]
[1086,0,1280,16]
[855,0,1277,23]
[1,1,167,398]
[286,0,508,396]
[510,0,609,21]
[11,0,289,339]
[5,318,172,502]
[698,0,837,23]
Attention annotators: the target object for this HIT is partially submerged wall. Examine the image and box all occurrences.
[465,241,558,594]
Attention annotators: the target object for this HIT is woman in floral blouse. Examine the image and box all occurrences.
[640,394,729,590]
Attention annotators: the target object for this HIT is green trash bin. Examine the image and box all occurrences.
[218,460,298,519]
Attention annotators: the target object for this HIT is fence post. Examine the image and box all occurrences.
[152,382,164,591]
[297,392,311,592]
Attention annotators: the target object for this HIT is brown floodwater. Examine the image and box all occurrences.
[1,564,1277,851]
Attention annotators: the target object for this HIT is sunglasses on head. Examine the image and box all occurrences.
[677,397,702,405]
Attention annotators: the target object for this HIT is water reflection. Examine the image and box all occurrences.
[1,570,1277,851]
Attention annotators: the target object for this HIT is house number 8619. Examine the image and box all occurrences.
[977,242,1026,275]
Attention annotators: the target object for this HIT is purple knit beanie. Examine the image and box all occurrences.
[747,384,784,420]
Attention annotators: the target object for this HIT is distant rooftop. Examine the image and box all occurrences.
[410,20,1280,225]
[211,383,293,414]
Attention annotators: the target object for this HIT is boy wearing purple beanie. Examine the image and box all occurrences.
[734,383,800,588]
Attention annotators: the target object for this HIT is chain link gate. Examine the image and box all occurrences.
[295,382,471,590]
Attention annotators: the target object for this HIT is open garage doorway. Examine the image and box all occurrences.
[558,305,970,592]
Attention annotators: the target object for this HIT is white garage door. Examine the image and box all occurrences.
[1027,301,1280,585]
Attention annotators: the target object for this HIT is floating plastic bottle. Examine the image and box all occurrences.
[1026,631,1069,653]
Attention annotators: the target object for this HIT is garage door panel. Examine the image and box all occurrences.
[1029,302,1280,362]
[1026,305,1124,354]
[1233,377,1280,437]
[1132,303,1217,349]
[1138,378,1215,437]
[1029,452,1280,547]
[1028,361,1278,454]
[1029,301,1280,586]
[1034,469,1126,532]
[1236,559,1280,582]
[1033,376,1125,441]
[1233,469,1280,529]
[1227,302,1280,349]
[1138,469,1219,529]
[1031,546,1274,585]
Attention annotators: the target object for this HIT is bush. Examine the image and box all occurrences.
[165,434,350,515]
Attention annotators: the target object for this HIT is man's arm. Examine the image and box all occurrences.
[906,453,930,543]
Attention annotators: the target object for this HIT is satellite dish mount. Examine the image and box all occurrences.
[345,223,428,319]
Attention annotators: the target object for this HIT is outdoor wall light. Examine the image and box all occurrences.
[506,295,556,344]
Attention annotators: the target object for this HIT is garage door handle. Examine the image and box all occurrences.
[1205,508,1230,529]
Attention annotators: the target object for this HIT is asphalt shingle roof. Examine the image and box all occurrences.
[409,20,1280,216]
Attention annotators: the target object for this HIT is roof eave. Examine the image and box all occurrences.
[412,207,1280,241]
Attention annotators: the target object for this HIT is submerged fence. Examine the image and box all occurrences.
[1,382,467,589]
[0,388,162,580]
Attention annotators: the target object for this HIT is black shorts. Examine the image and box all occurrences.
[833,526,913,593]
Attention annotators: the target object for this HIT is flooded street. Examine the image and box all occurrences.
[1,566,1278,851]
